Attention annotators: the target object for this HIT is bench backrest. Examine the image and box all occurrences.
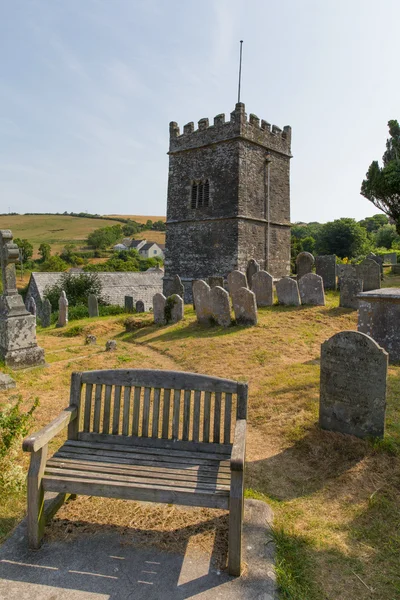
[69,369,247,450]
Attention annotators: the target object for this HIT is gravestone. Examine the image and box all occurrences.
[207,276,224,288]
[392,264,400,275]
[0,373,16,390]
[210,286,231,327]
[337,264,356,287]
[357,288,400,362]
[26,297,36,317]
[88,294,99,318]
[193,280,212,325]
[41,298,52,328]
[135,300,145,313]
[356,258,381,292]
[153,293,166,325]
[339,275,363,309]
[315,255,337,290]
[124,296,134,313]
[85,334,97,345]
[232,287,258,326]
[0,230,45,369]
[319,331,388,438]
[246,259,260,289]
[105,340,117,351]
[367,252,384,275]
[384,252,397,265]
[56,291,68,328]
[251,270,273,307]
[275,277,301,306]
[169,275,185,301]
[227,270,248,297]
[298,273,325,306]
[169,294,184,323]
[296,252,314,280]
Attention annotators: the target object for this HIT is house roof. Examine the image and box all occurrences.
[140,243,156,251]
[130,239,146,248]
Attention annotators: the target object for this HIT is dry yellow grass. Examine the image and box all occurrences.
[106,215,165,223]
[1,287,399,598]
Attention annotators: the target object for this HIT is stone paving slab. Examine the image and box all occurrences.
[0,499,276,600]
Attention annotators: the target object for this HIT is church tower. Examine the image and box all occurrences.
[163,103,292,300]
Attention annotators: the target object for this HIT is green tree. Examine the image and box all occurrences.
[122,220,141,236]
[44,272,103,310]
[13,238,33,263]
[38,243,51,262]
[358,214,388,233]
[315,218,369,259]
[40,255,69,272]
[87,225,123,249]
[374,224,400,249]
[361,120,400,233]
[151,220,166,231]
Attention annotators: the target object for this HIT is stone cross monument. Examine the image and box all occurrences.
[0,230,45,369]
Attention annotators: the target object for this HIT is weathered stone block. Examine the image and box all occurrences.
[339,276,363,309]
[298,273,325,306]
[232,287,257,326]
[296,252,314,280]
[0,373,16,390]
[275,277,301,306]
[88,294,99,318]
[210,286,231,327]
[357,288,400,362]
[319,331,388,438]
[105,340,117,352]
[251,270,273,307]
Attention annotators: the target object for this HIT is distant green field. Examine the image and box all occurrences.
[0,214,165,256]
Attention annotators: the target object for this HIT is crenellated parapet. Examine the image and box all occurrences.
[169,103,291,156]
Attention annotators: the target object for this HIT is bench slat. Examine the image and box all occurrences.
[93,385,102,433]
[142,387,151,437]
[152,388,161,438]
[203,391,211,443]
[161,389,171,439]
[122,387,131,436]
[102,385,112,434]
[112,386,122,435]
[182,390,191,441]
[172,389,181,440]
[224,393,232,444]
[132,386,141,436]
[43,476,230,509]
[83,384,93,432]
[193,390,201,442]
[214,392,221,443]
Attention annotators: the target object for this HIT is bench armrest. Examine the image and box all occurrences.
[230,419,246,472]
[22,406,78,453]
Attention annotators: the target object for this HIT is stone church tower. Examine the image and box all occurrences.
[163,103,292,300]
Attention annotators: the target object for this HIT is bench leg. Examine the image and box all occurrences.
[27,445,48,549]
[228,470,244,576]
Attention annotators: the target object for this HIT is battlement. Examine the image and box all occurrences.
[169,103,291,156]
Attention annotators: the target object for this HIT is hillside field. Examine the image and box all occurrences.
[0,214,166,256]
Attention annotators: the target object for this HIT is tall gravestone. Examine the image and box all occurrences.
[88,294,99,318]
[246,259,260,290]
[298,273,325,306]
[315,255,337,291]
[0,230,45,369]
[319,331,388,439]
[169,275,185,301]
[232,287,258,325]
[227,270,247,297]
[169,294,184,323]
[153,293,166,325]
[275,277,301,306]
[56,291,68,328]
[356,258,381,292]
[41,298,52,328]
[125,296,134,313]
[251,270,273,307]
[210,286,231,327]
[339,275,363,309]
[193,280,212,325]
[296,252,314,280]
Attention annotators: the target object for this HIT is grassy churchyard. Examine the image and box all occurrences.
[1,275,400,599]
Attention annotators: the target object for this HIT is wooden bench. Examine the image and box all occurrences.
[22,369,247,576]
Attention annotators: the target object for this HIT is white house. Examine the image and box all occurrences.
[139,242,164,259]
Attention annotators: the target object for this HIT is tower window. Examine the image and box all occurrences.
[190,179,210,208]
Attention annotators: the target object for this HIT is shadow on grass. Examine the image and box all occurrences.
[119,320,250,345]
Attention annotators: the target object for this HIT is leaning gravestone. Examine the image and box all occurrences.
[193,280,212,325]
[41,298,52,328]
[207,276,224,288]
[232,287,258,326]
[170,275,185,300]
[210,286,231,327]
[356,258,381,292]
[153,293,166,325]
[246,259,260,289]
[88,294,99,318]
[56,291,68,328]
[319,331,388,439]
[227,270,248,297]
[298,273,325,306]
[125,296,134,313]
[339,275,363,309]
[296,252,314,280]
[315,255,337,290]
[251,270,273,307]
[26,297,36,316]
[169,294,184,323]
[135,300,145,313]
[0,230,45,368]
[275,277,301,306]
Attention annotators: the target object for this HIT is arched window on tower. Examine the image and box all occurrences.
[198,182,204,207]
[190,179,210,208]
[203,179,210,207]
[191,181,198,208]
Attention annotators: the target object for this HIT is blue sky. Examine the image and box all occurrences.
[1,0,399,222]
